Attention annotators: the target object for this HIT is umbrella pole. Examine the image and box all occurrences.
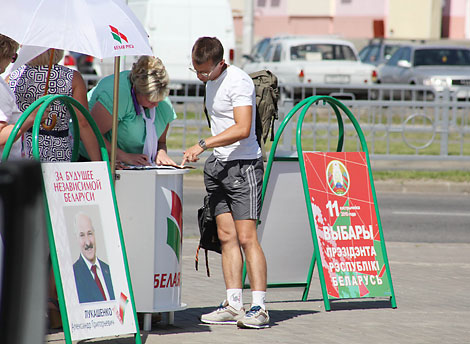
[44,48,54,95]
[110,56,121,179]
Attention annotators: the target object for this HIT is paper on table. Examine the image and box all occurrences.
[120,163,195,170]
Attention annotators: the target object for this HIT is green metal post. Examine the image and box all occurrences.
[2,95,143,343]
[243,95,396,310]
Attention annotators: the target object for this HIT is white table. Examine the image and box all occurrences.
[115,168,189,330]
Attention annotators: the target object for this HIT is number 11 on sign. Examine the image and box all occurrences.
[326,200,339,217]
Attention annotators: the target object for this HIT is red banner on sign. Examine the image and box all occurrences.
[303,152,392,299]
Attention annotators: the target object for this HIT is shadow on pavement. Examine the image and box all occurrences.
[139,306,321,332]
[267,309,319,326]
[329,298,395,311]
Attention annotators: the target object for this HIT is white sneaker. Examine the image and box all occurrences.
[237,306,270,329]
[200,300,245,325]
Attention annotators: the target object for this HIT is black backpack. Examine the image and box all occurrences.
[195,195,220,277]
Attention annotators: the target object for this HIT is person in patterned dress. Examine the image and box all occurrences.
[8,48,100,162]
[0,34,47,160]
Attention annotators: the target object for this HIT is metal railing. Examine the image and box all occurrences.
[82,75,470,161]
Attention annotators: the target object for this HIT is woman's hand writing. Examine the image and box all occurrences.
[155,150,176,166]
[119,152,151,166]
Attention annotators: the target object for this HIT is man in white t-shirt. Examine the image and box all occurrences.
[182,37,269,329]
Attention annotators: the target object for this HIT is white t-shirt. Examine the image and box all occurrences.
[205,65,261,161]
[0,78,22,160]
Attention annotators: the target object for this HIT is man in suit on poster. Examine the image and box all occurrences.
[72,212,115,303]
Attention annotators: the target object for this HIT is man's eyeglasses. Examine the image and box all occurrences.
[11,52,17,63]
[188,62,220,78]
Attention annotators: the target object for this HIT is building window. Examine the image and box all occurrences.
[271,0,280,7]
[257,0,266,7]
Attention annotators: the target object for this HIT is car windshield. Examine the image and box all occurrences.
[252,38,271,58]
[384,44,400,60]
[414,49,470,66]
[290,44,357,62]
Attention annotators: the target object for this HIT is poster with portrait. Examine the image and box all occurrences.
[303,152,393,300]
[41,162,137,341]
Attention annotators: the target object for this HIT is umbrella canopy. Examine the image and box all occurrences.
[0,0,152,59]
[0,0,153,172]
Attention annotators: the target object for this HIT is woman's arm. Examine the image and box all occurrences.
[90,101,150,166]
[0,107,48,145]
[155,124,176,165]
[72,71,101,161]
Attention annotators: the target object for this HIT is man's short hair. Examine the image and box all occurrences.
[192,37,224,66]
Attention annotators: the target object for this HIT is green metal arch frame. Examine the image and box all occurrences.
[244,95,396,311]
[1,95,142,343]
[1,94,109,162]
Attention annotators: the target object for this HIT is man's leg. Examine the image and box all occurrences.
[234,218,270,329]
[233,219,266,292]
[199,212,246,324]
[216,215,267,301]
[200,154,246,324]
[216,213,243,290]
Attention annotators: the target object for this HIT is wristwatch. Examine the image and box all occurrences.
[198,139,207,151]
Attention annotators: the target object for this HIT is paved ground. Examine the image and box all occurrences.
[45,161,470,343]
[179,156,470,194]
[46,238,470,344]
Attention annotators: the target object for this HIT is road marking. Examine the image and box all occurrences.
[393,211,470,217]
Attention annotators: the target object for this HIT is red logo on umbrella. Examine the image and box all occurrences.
[109,25,128,44]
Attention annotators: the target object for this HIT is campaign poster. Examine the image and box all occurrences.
[41,162,137,341]
[303,152,392,299]
[153,186,184,311]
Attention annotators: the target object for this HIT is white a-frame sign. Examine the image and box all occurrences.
[42,161,139,341]
[1,95,141,343]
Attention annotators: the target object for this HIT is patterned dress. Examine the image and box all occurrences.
[9,64,75,161]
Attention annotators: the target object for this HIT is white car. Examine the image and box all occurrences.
[243,36,376,96]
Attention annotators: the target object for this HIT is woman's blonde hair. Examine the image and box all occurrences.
[0,34,19,61]
[27,48,64,66]
[130,56,169,103]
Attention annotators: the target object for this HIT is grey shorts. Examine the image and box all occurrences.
[204,154,264,221]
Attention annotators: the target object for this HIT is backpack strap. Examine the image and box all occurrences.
[270,116,276,141]
[195,244,200,271]
[203,87,211,128]
[205,249,210,277]
[195,244,211,277]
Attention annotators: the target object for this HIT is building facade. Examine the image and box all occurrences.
[230,0,470,43]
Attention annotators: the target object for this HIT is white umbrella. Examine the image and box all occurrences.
[0,0,153,172]
[0,0,151,59]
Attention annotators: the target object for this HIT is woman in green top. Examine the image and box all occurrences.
[81,56,177,166]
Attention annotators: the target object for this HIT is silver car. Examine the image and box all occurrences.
[377,44,470,97]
